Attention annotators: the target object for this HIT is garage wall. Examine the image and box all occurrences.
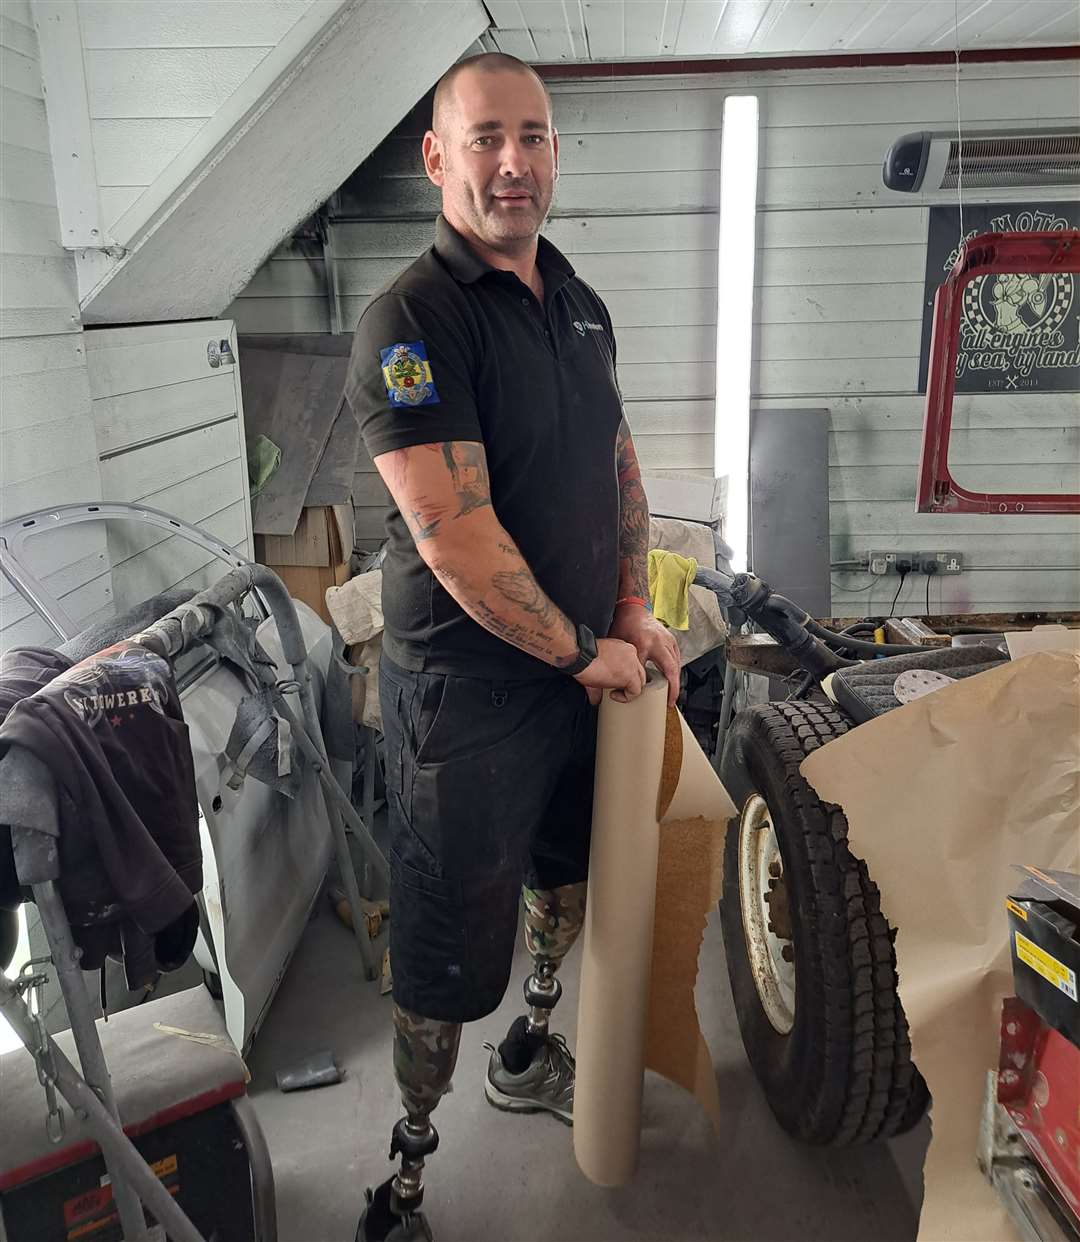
[227,58,1080,613]
[76,0,321,231]
[0,0,111,651]
[84,320,255,615]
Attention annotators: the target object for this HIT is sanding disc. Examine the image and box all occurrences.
[894,668,957,704]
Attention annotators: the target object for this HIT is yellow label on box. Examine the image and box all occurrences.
[1015,931,1077,1002]
[1005,899,1028,921]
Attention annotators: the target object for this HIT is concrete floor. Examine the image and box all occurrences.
[246,897,929,1242]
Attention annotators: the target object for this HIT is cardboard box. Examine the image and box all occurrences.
[642,472,726,526]
[1006,867,1080,1045]
[256,504,353,625]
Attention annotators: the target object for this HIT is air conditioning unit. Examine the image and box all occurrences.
[882,129,1080,192]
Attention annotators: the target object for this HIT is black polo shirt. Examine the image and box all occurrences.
[344,215,624,679]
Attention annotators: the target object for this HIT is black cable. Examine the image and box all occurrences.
[804,617,919,656]
[926,572,932,617]
[889,570,908,618]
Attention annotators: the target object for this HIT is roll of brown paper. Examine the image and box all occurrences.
[574,676,735,1187]
[574,676,670,1187]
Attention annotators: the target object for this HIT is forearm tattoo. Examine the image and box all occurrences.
[616,420,650,600]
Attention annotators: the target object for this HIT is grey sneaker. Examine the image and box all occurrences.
[483,1032,575,1125]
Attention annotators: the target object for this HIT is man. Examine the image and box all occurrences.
[345,52,681,1241]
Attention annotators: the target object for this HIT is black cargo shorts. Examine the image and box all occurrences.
[379,654,597,1023]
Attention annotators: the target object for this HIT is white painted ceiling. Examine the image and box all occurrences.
[477,0,1080,61]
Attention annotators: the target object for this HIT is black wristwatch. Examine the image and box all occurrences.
[564,622,598,676]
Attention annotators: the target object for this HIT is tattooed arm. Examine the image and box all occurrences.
[373,441,644,696]
[607,419,682,705]
[615,418,650,603]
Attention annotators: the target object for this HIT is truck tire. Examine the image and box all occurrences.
[719,700,929,1145]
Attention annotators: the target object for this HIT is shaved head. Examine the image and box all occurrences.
[422,51,558,260]
[432,52,552,134]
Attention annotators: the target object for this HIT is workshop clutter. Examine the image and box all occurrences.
[256,504,353,626]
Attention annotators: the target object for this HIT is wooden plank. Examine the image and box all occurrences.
[2,457,103,516]
[307,399,361,506]
[0,332,86,377]
[92,371,239,455]
[619,362,714,401]
[351,471,389,507]
[77,0,314,49]
[0,199,63,254]
[91,117,208,186]
[829,463,1079,503]
[100,421,241,502]
[227,295,329,336]
[759,206,928,248]
[0,305,81,338]
[0,255,79,313]
[797,393,1080,432]
[625,400,713,436]
[0,45,42,98]
[757,244,924,287]
[603,287,716,329]
[830,501,1080,537]
[1,366,94,434]
[0,143,55,207]
[755,358,917,395]
[1,414,100,484]
[85,326,229,398]
[353,506,387,546]
[0,84,48,152]
[240,257,327,299]
[548,74,1080,134]
[758,320,922,362]
[634,433,712,471]
[756,283,925,325]
[830,427,1079,468]
[243,349,347,535]
[83,47,270,119]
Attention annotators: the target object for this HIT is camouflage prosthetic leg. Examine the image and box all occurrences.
[483,883,587,1124]
[357,1005,462,1242]
[521,882,587,1034]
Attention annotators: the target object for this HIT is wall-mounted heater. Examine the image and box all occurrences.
[883,129,1080,192]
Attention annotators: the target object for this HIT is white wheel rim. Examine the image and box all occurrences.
[738,794,797,1035]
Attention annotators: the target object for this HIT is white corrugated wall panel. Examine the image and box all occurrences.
[84,319,254,615]
[228,60,1080,608]
[77,0,317,231]
[0,17,110,651]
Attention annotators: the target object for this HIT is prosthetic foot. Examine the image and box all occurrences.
[356,1117,439,1242]
[483,966,575,1125]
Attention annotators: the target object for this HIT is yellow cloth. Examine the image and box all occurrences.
[647,549,697,631]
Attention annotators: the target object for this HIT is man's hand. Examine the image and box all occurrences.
[608,604,682,706]
[573,637,647,705]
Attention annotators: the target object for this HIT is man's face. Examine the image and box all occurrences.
[423,68,558,251]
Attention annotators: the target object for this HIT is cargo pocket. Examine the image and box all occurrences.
[389,849,470,1018]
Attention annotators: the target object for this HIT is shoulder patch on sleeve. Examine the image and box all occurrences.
[379,341,440,408]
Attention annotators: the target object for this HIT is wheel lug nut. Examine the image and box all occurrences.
[768,860,782,878]
[781,944,795,962]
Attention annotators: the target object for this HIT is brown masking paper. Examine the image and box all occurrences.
[574,677,736,1187]
[801,651,1080,1242]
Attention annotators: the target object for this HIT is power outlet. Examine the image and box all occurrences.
[867,550,919,576]
[920,550,964,575]
[866,550,964,575]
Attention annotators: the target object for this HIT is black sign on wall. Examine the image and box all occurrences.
[917,203,1080,394]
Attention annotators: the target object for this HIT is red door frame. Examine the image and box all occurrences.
[917,230,1080,515]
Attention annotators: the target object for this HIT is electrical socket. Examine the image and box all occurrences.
[920,550,963,575]
[865,550,963,575]
[867,551,919,576]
